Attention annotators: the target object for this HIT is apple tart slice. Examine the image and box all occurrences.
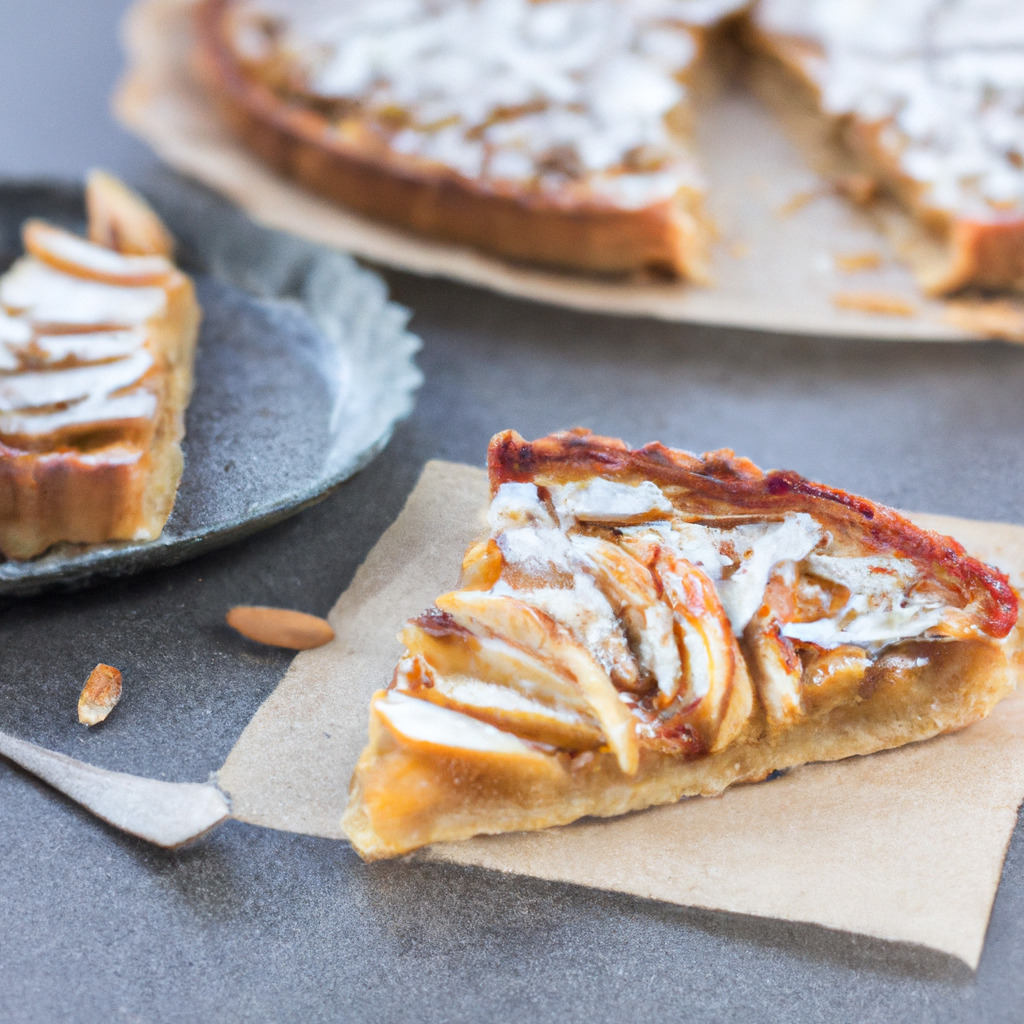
[343,430,1020,860]
[0,172,201,560]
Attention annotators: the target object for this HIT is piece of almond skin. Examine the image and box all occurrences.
[226,606,335,650]
[78,664,123,727]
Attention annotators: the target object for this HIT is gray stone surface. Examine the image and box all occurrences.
[2,3,1024,1021]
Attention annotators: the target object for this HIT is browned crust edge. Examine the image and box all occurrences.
[0,445,149,559]
[192,0,712,280]
[488,429,1019,638]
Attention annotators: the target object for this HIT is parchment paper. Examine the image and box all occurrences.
[114,0,1024,343]
[219,461,1024,969]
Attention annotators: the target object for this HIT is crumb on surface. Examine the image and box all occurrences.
[944,299,1024,343]
[834,251,883,273]
[832,291,916,317]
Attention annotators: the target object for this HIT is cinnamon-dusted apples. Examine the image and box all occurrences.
[343,431,1021,860]
[0,172,200,560]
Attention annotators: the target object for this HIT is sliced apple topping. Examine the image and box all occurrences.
[491,510,641,689]
[399,622,598,718]
[573,534,683,703]
[642,546,745,751]
[799,645,870,716]
[370,689,561,775]
[435,589,640,774]
[404,674,604,752]
[0,258,168,327]
[743,602,804,726]
[23,220,173,286]
[85,169,175,257]
[781,554,948,648]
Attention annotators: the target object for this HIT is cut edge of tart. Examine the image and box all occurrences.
[342,429,1020,860]
[0,171,201,561]
[744,3,1024,297]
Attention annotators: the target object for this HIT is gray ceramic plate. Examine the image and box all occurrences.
[0,172,422,596]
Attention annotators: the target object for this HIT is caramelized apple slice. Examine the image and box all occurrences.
[396,661,604,751]
[371,690,562,768]
[653,550,749,751]
[617,535,749,752]
[400,622,598,718]
[799,644,870,716]
[85,169,175,258]
[743,603,804,725]
[23,220,172,286]
[576,535,683,703]
[435,590,639,774]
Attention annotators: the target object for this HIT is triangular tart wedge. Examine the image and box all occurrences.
[0,173,200,560]
[343,430,1021,860]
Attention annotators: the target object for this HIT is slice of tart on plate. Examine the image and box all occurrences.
[0,171,201,560]
[343,429,1020,860]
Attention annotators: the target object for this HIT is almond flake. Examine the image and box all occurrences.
[226,606,335,650]
[78,663,123,726]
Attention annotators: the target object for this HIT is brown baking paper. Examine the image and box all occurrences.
[218,461,1024,969]
[114,0,1024,344]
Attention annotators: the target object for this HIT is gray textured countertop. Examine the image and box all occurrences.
[1,3,1022,1021]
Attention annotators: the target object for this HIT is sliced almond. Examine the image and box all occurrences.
[226,606,335,650]
[78,663,122,726]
